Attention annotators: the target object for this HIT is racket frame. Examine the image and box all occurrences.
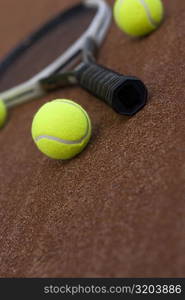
[0,0,111,108]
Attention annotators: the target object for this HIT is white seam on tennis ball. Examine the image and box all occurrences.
[138,0,159,27]
[35,101,90,145]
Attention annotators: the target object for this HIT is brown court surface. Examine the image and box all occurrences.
[0,0,185,277]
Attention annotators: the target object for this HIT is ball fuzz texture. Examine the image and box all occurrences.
[114,0,164,37]
[0,100,7,128]
[31,99,92,160]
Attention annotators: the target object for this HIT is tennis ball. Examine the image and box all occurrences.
[31,99,92,160]
[0,100,7,128]
[113,0,164,37]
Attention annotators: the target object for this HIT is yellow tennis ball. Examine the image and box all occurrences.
[0,100,7,128]
[31,99,92,160]
[114,0,164,37]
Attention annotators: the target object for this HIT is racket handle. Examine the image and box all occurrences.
[76,62,148,115]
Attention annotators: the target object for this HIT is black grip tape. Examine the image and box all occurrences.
[76,62,148,116]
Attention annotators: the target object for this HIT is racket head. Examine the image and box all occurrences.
[0,0,111,95]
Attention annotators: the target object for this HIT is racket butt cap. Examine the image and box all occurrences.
[112,76,148,116]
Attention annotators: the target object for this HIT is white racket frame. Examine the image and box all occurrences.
[0,0,112,108]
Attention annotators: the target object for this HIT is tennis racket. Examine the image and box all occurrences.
[0,0,148,117]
